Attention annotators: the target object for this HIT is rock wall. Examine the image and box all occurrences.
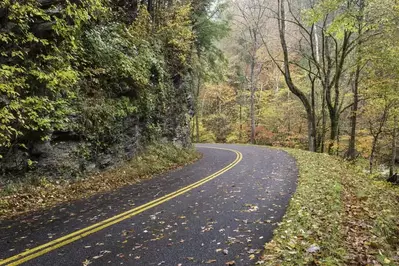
[0,0,194,179]
[1,106,191,179]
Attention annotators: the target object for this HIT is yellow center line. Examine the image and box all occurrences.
[0,146,242,266]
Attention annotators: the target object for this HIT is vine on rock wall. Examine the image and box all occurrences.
[0,0,199,178]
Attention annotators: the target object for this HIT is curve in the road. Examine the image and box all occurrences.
[0,147,242,266]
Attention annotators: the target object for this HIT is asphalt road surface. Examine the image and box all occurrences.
[0,144,298,266]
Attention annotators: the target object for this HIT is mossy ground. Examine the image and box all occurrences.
[0,144,201,219]
[260,148,399,266]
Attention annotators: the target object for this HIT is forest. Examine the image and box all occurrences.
[1,0,397,180]
[0,1,399,265]
[196,0,399,178]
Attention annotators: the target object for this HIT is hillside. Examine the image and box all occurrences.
[260,148,399,265]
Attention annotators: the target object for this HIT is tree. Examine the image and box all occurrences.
[200,84,237,142]
[361,0,399,173]
[230,0,268,144]
[259,0,369,154]
[190,0,229,142]
[266,0,317,151]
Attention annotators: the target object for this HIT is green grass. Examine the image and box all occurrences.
[261,148,399,266]
[0,143,201,219]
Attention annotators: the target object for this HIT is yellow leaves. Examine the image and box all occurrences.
[129,5,152,40]
[356,135,373,158]
[157,4,194,67]
[287,240,296,249]
[383,258,391,264]
[82,259,91,266]
[261,148,399,265]
[261,149,346,264]
[201,84,236,108]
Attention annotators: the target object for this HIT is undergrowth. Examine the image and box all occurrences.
[0,143,201,219]
[261,148,399,266]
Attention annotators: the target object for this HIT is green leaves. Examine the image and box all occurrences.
[0,0,105,149]
[303,0,359,39]
[326,13,357,39]
[0,0,202,172]
[158,4,194,70]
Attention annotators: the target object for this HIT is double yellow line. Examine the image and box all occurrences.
[0,147,242,266]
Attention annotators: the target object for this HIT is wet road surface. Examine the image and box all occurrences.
[0,144,298,266]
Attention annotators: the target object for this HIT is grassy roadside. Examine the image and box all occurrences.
[0,143,201,219]
[260,148,399,266]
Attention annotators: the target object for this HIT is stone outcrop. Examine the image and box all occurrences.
[0,0,193,179]
[1,109,191,178]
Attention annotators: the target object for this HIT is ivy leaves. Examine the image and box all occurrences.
[0,0,105,148]
[0,0,201,168]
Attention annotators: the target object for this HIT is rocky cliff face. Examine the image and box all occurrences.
[1,98,192,179]
[0,0,193,179]
[1,117,141,178]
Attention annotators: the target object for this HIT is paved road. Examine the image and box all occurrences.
[0,144,298,266]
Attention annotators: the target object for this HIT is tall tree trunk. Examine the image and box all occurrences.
[390,115,397,176]
[325,32,351,154]
[312,23,323,152]
[347,77,360,160]
[347,0,364,160]
[370,136,378,174]
[191,117,195,140]
[195,115,200,143]
[320,31,331,154]
[277,0,316,152]
[195,75,201,143]
[347,70,359,159]
[287,90,291,132]
[321,86,326,153]
[310,77,317,152]
[250,28,257,144]
[329,114,338,154]
[336,121,341,156]
[308,113,317,152]
[239,103,243,141]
